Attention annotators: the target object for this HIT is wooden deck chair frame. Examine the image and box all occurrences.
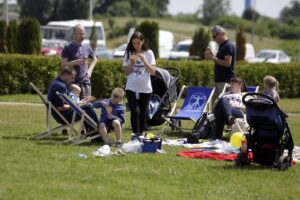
[56,92,100,145]
[161,85,215,134]
[28,82,79,140]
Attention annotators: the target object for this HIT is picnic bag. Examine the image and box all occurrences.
[186,113,212,143]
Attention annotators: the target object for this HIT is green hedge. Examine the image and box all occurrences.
[1,54,300,98]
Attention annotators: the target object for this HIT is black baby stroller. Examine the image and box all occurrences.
[236,93,294,170]
[147,67,181,127]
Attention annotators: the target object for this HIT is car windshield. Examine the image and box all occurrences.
[117,44,127,51]
[43,41,66,48]
[256,52,276,59]
[174,44,190,52]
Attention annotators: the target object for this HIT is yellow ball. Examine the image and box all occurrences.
[230,132,243,148]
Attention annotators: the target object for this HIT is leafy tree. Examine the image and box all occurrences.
[16,18,42,55]
[56,0,89,20]
[108,18,115,29]
[94,0,169,17]
[19,0,52,25]
[242,8,260,21]
[6,20,18,53]
[0,20,7,53]
[201,0,230,25]
[89,22,98,52]
[280,0,300,24]
[189,27,210,60]
[136,21,159,58]
[109,1,131,16]
[236,27,246,61]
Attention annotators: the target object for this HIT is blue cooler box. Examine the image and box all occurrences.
[142,138,162,153]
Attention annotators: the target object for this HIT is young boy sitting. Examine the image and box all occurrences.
[93,88,125,148]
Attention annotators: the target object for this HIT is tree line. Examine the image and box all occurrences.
[18,0,169,25]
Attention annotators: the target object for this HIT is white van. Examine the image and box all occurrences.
[42,19,106,46]
[128,28,175,59]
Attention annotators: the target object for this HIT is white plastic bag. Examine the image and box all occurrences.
[122,140,142,153]
[93,144,111,157]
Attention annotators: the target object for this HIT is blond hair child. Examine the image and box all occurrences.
[261,75,280,102]
[93,88,125,148]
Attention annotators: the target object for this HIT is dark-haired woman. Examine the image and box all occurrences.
[123,32,156,135]
[213,77,248,139]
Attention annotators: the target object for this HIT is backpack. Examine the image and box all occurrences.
[186,113,212,144]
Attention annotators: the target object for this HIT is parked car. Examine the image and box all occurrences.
[169,40,218,60]
[95,44,113,59]
[248,49,291,64]
[41,39,67,56]
[113,43,127,59]
[169,39,192,60]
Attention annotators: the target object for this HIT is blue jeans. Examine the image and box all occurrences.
[213,97,244,139]
[54,103,98,132]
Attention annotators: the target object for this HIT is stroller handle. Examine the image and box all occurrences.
[242,92,278,107]
[162,67,181,78]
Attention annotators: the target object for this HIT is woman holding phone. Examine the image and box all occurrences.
[123,32,156,136]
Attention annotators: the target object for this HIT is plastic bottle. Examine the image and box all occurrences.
[241,139,248,154]
[76,153,88,158]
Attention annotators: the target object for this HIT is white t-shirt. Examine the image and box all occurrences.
[123,50,156,93]
[223,92,247,108]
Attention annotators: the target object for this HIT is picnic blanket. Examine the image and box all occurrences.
[177,150,253,161]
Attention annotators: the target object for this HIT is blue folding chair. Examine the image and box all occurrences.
[56,92,99,145]
[161,85,214,133]
[28,82,80,140]
[247,86,259,93]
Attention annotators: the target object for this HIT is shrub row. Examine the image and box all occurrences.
[0,54,300,98]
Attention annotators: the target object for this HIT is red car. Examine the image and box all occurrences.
[41,39,67,56]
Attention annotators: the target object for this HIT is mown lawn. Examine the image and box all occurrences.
[0,96,300,200]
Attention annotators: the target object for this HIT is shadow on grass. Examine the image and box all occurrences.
[212,163,277,171]
[2,135,27,140]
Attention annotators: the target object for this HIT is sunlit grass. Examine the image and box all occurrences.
[0,103,300,199]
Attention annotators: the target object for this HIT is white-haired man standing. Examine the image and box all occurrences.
[205,25,236,103]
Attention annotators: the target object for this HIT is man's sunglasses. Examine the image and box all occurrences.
[212,33,219,39]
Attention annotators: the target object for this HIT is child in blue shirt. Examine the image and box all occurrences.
[93,88,125,148]
[69,84,96,104]
[69,84,81,103]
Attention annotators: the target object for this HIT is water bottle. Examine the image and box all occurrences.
[76,153,88,158]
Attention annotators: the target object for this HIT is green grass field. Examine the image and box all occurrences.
[0,95,300,199]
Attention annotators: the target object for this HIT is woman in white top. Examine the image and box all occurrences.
[213,77,248,139]
[123,32,156,135]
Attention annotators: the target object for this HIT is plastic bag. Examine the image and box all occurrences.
[93,144,111,157]
[122,140,142,153]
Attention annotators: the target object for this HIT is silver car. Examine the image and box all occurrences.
[248,49,291,64]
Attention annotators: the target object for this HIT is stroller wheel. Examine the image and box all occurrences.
[277,156,291,171]
[236,152,250,167]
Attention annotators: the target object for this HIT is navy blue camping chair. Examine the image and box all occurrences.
[56,92,99,145]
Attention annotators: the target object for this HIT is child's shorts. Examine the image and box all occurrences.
[101,119,122,133]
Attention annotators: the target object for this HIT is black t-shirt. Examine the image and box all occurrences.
[214,39,236,82]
